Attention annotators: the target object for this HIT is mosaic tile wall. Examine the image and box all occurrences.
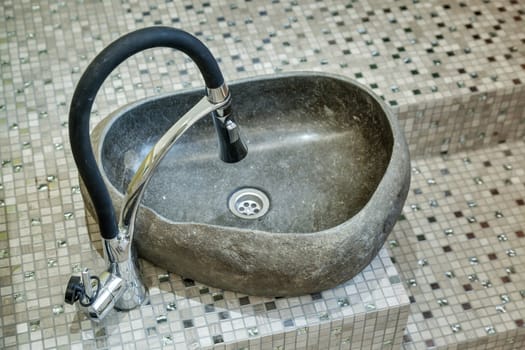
[0,0,524,349]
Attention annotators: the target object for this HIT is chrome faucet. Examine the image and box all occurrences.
[64,27,247,321]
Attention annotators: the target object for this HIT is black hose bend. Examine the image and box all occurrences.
[69,27,226,240]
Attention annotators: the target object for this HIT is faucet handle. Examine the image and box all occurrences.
[64,268,101,307]
[64,275,84,305]
[64,268,125,321]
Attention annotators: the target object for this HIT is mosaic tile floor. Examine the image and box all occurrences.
[1,0,524,349]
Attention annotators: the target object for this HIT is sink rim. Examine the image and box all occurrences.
[91,70,406,236]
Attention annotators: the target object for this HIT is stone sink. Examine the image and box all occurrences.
[86,72,411,296]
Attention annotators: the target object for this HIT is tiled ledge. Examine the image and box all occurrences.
[1,0,524,349]
[392,140,525,349]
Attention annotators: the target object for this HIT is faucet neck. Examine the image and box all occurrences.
[69,27,227,241]
[116,92,233,240]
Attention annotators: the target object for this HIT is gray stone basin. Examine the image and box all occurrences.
[87,72,410,296]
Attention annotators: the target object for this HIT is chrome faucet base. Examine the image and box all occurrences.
[105,244,148,311]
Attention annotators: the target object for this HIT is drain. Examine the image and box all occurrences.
[228,187,270,219]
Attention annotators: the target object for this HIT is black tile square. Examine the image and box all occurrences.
[265,301,277,311]
[422,311,433,319]
[239,296,250,306]
[213,335,224,344]
[425,339,435,347]
[501,276,512,283]
[182,278,195,287]
[310,292,323,300]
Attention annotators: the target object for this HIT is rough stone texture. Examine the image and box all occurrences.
[86,72,411,296]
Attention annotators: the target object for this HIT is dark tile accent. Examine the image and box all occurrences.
[488,253,498,260]
[443,245,453,253]
[283,319,294,327]
[183,319,194,328]
[422,310,433,319]
[213,335,224,344]
[463,284,473,291]
[310,292,323,300]
[430,283,440,290]
[182,278,195,287]
[462,302,472,310]
[239,296,250,306]
[466,232,476,239]
[265,301,277,311]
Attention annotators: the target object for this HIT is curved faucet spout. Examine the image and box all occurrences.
[117,94,235,247]
[65,27,247,320]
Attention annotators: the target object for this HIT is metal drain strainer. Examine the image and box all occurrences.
[228,187,270,219]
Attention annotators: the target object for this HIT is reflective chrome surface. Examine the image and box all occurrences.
[118,92,232,235]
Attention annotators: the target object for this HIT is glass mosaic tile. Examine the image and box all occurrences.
[1,0,524,349]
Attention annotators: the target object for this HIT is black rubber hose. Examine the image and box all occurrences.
[69,27,225,240]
